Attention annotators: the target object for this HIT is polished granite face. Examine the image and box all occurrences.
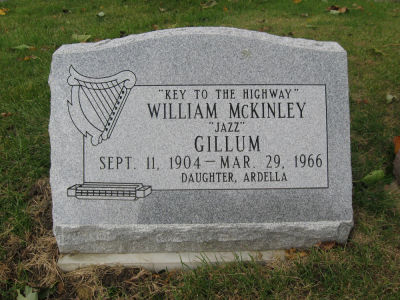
[49,27,352,253]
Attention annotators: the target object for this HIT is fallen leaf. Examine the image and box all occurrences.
[386,94,397,104]
[285,248,296,259]
[19,55,39,61]
[361,170,385,185]
[355,98,369,104]
[12,44,33,50]
[394,153,400,185]
[327,5,348,14]
[72,33,91,42]
[315,241,336,250]
[285,248,308,259]
[1,112,12,118]
[201,1,217,9]
[152,24,159,30]
[17,286,38,300]
[0,8,9,16]
[223,6,228,11]
[97,11,105,17]
[257,19,266,23]
[298,251,308,257]
[301,13,309,17]
[394,136,400,154]
[293,0,302,3]
[159,7,167,12]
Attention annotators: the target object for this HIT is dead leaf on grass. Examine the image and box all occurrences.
[0,8,9,16]
[355,98,369,104]
[201,1,218,9]
[315,241,336,250]
[159,7,167,12]
[1,112,12,118]
[386,94,398,104]
[293,0,302,3]
[327,5,348,14]
[18,55,39,61]
[285,248,308,259]
[394,136,400,155]
[72,33,91,42]
[152,24,159,30]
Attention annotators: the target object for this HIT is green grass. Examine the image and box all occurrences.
[1,0,400,299]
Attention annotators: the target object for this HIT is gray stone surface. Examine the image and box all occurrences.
[58,250,286,272]
[49,27,352,254]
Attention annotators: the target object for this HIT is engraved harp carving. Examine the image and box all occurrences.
[67,66,136,146]
[66,66,152,201]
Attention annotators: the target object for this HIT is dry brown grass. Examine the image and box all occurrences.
[0,178,178,299]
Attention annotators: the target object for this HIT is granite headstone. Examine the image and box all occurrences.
[49,27,352,270]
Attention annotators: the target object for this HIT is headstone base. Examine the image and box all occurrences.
[58,250,286,272]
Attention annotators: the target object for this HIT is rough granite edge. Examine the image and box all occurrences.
[51,27,345,57]
[55,220,353,254]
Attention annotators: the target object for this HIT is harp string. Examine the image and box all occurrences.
[79,86,106,127]
[89,82,111,115]
[111,80,122,100]
[75,78,131,131]
[100,82,115,106]
[84,82,110,120]
[92,83,112,112]
[105,81,118,103]
[79,84,108,125]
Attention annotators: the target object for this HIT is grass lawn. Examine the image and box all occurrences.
[1,0,400,298]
